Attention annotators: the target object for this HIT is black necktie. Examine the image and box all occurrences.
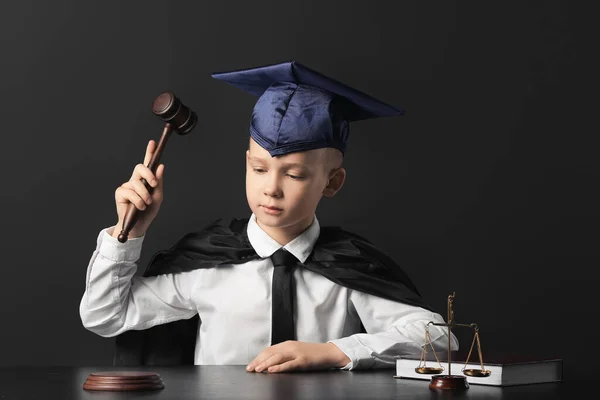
[270,248,298,345]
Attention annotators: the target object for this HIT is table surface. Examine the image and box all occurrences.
[0,366,577,400]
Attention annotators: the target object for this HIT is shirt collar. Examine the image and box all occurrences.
[246,213,320,263]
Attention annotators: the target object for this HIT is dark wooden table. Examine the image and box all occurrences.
[0,366,575,399]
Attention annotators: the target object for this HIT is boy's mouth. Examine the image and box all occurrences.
[261,205,283,213]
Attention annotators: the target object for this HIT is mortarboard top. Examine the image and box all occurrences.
[211,60,404,157]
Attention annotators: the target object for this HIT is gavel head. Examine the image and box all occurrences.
[152,92,198,134]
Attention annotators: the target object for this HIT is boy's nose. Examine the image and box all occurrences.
[263,177,283,198]
[263,185,282,198]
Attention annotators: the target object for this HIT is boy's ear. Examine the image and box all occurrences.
[323,167,346,198]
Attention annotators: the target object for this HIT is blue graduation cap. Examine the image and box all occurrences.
[211,60,404,157]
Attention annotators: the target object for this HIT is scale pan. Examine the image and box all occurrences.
[463,369,491,377]
[415,367,444,374]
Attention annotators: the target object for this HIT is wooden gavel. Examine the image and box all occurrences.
[117,92,198,243]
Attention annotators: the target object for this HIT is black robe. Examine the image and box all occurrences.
[113,218,434,366]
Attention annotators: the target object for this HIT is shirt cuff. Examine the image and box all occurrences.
[97,227,145,262]
[329,336,377,370]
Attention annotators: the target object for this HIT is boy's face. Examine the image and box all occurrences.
[246,138,343,235]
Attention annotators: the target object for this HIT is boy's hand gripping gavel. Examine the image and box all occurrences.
[117,92,198,243]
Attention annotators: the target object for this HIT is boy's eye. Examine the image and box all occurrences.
[253,168,266,173]
[287,174,305,180]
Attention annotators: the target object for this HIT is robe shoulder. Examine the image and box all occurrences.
[143,217,255,276]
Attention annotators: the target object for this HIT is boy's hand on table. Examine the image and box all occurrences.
[246,341,350,373]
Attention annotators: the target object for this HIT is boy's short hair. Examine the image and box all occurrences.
[248,137,343,175]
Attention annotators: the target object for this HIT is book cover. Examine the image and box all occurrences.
[393,353,563,386]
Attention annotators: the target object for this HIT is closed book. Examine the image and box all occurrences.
[394,353,563,386]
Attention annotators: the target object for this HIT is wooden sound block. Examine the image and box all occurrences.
[83,371,165,391]
[429,374,469,391]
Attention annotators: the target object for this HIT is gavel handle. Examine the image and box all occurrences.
[117,123,173,243]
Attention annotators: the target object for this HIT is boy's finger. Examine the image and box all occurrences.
[268,359,300,373]
[255,353,289,372]
[254,353,282,373]
[116,188,147,210]
[247,348,273,371]
[130,179,153,205]
[132,164,158,187]
[155,164,165,188]
[143,140,156,166]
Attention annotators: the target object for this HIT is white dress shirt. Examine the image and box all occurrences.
[80,214,458,369]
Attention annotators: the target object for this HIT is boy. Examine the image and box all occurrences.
[80,61,458,372]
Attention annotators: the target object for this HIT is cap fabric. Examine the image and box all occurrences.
[212,60,404,156]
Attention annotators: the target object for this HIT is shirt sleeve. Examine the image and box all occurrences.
[79,227,198,337]
[328,290,459,370]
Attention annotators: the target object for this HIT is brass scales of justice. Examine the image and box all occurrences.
[415,292,490,390]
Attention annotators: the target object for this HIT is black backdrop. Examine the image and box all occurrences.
[1,0,597,383]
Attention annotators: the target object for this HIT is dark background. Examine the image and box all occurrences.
[1,0,597,382]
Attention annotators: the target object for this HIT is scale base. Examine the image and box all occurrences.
[429,375,469,391]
